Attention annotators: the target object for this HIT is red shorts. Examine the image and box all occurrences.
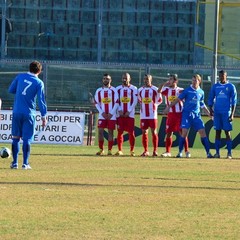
[117,117,135,132]
[166,112,182,133]
[140,119,158,130]
[98,119,116,130]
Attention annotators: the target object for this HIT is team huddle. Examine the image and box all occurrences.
[94,70,237,159]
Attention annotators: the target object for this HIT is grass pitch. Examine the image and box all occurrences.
[0,145,240,240]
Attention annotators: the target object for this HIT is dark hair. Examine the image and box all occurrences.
[168,73,178,81]
[219,70,227,75]
[103,73,111,77]
[29,61,42,74]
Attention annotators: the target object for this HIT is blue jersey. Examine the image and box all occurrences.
[178,85,205,114]
[8,72,47,117]
[208,82,237,114]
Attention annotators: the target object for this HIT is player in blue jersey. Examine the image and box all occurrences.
[8,61,47,169]
[208,70,237,159]
[164,74,213,158]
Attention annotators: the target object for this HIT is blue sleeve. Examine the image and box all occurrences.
[231,84,237,106]
[37,82,47,117]
[208,85,215,107]
[8,76,18,94]
[200,90,205,108]
[178,89,186,100]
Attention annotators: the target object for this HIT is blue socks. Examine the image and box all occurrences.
[12,138,20,164]
[215,139,221,155]
[201,137,210,154]
[178,136,185,153]
[22,140,31,165]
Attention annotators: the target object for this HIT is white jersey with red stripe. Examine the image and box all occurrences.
[161,86,183,113]
[116,84,138,118]
[138,85,162,119]
[94,86,119,120]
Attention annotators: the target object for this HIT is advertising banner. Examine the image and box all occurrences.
[0,110,85,145]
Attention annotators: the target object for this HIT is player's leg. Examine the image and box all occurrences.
[10,113,21,169]
[214,130,222,158]
[96,127,104,155]
[21,115,35,169]
[141,129,149,155]
[177,112,189,157]
[161,132,172,157]
[198,128,212,158]
[213,113,222,158]
[116,129,124,151]
[128,118,135,155]
[107,120,116,155]
[177,128,188,158]
[225,130,232,158]
[11,137,20,168]
[150,127,158,156]
[165,115,173,154]
[116,117,124,154]
[140,119,149,156]
[96,118,107,155]
[149,119,158,156]
[222,113,233,158]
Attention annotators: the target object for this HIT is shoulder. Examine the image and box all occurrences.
[176,87,184,91]
[109,86,118,93]
[130,84,138,90]
[151,85,158,91]
[95,87,103,93]
[115,85,122,90]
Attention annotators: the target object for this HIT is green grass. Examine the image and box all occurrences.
[0,145,240,240]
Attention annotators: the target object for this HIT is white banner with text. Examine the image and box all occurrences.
[0,110,85,145]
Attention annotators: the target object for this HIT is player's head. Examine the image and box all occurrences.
[192,74,201,88]
[122,72,131,86]
[219,70,227,83]
[102,73,112,87]
[168,73,178,87]
[29,61,42,75]
[143,74,152,87]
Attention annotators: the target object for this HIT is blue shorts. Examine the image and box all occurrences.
[181,111,205,131]
[11,113,36,141]
[213,112,232,131]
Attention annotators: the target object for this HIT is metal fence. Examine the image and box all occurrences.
[1,59,239,114]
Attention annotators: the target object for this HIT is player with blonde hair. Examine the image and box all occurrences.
[164,74,212,158]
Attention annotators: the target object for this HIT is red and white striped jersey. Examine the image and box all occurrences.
[138,85,162,119]
[116,84,138,118]
[161,86,183,113]
[94,86,119,120]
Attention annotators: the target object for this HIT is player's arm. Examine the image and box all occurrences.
[163,97,180,114]
[8,76,18,94]
[126,87,138,116]
[208,86,215,116]
[158,81,170,93]
[202,104,211,117]
[94,89,104,115]
[37,83,48,127]
[109,89,119,119]
[229,85,237,121]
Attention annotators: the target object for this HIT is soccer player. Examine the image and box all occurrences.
[94,73,119,156]
[164,74,212,158]
[208,70,237,159]
[8,61,47,169]
[115,73,138,156]
[158,74,190,158]
[138,74,162,157]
